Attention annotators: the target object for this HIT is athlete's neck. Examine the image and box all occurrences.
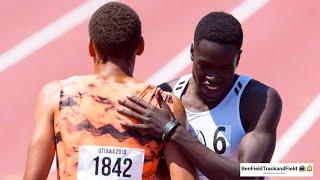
[94,55,135,75]
[93,57,136,84]
[188,75,239,110]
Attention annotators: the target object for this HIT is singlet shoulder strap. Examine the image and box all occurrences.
[233,75,252,97]
[172,74,192,99]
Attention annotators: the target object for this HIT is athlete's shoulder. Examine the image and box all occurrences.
[155,88,187,127]
[40,80,61,96]
[38,80,61,111]
[60,75,102,92]
[244,79,281,104]
[158,79,178,92]
[241,79,282,132]
[158,78,179,92]
[60,75,93,85]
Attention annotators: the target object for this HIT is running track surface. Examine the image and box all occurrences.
[0,1,319,179]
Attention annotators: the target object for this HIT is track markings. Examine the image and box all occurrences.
[0,0,112,73]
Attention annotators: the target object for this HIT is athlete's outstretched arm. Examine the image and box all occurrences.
[119,86,282,179]
[23,81,60,180]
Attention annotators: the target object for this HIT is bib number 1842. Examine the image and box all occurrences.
[77,145,144,180]
[93,156,132,177]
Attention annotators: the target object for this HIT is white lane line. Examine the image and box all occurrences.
[272,94,320,162]
[147,0,269,84]
[0,0,111,73]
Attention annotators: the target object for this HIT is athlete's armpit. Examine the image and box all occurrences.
[23,81,60,180]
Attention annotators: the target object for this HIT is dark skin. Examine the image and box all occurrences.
[118,39,282,179]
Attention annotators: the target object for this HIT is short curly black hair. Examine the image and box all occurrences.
[194,12,243,50]
[89,2,141,61]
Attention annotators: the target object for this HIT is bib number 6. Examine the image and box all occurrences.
[213,127,226,154]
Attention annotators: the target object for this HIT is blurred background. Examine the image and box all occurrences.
[0,0,319,179]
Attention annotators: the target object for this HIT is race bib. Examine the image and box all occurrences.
[195,125,231,156]
[77,145,144,180]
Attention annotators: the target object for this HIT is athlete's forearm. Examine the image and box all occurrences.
[171,126,241,179]
[23,141,55,180]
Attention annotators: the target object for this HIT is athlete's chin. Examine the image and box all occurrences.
[201,94,221,102]
[200,86,224,102]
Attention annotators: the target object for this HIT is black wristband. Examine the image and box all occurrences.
[161,118,181,142]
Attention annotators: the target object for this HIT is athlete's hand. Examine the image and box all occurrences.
[117,89,174,139]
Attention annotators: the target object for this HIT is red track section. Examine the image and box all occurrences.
[0,0,84,53]
[0,1,318,179]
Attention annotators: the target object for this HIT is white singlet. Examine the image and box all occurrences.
[173,74,251,179]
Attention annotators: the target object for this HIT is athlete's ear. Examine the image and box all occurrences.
[190,43,194,61]
[234,50,242,69]
[88,39,95,57]
[136,36,144,56]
